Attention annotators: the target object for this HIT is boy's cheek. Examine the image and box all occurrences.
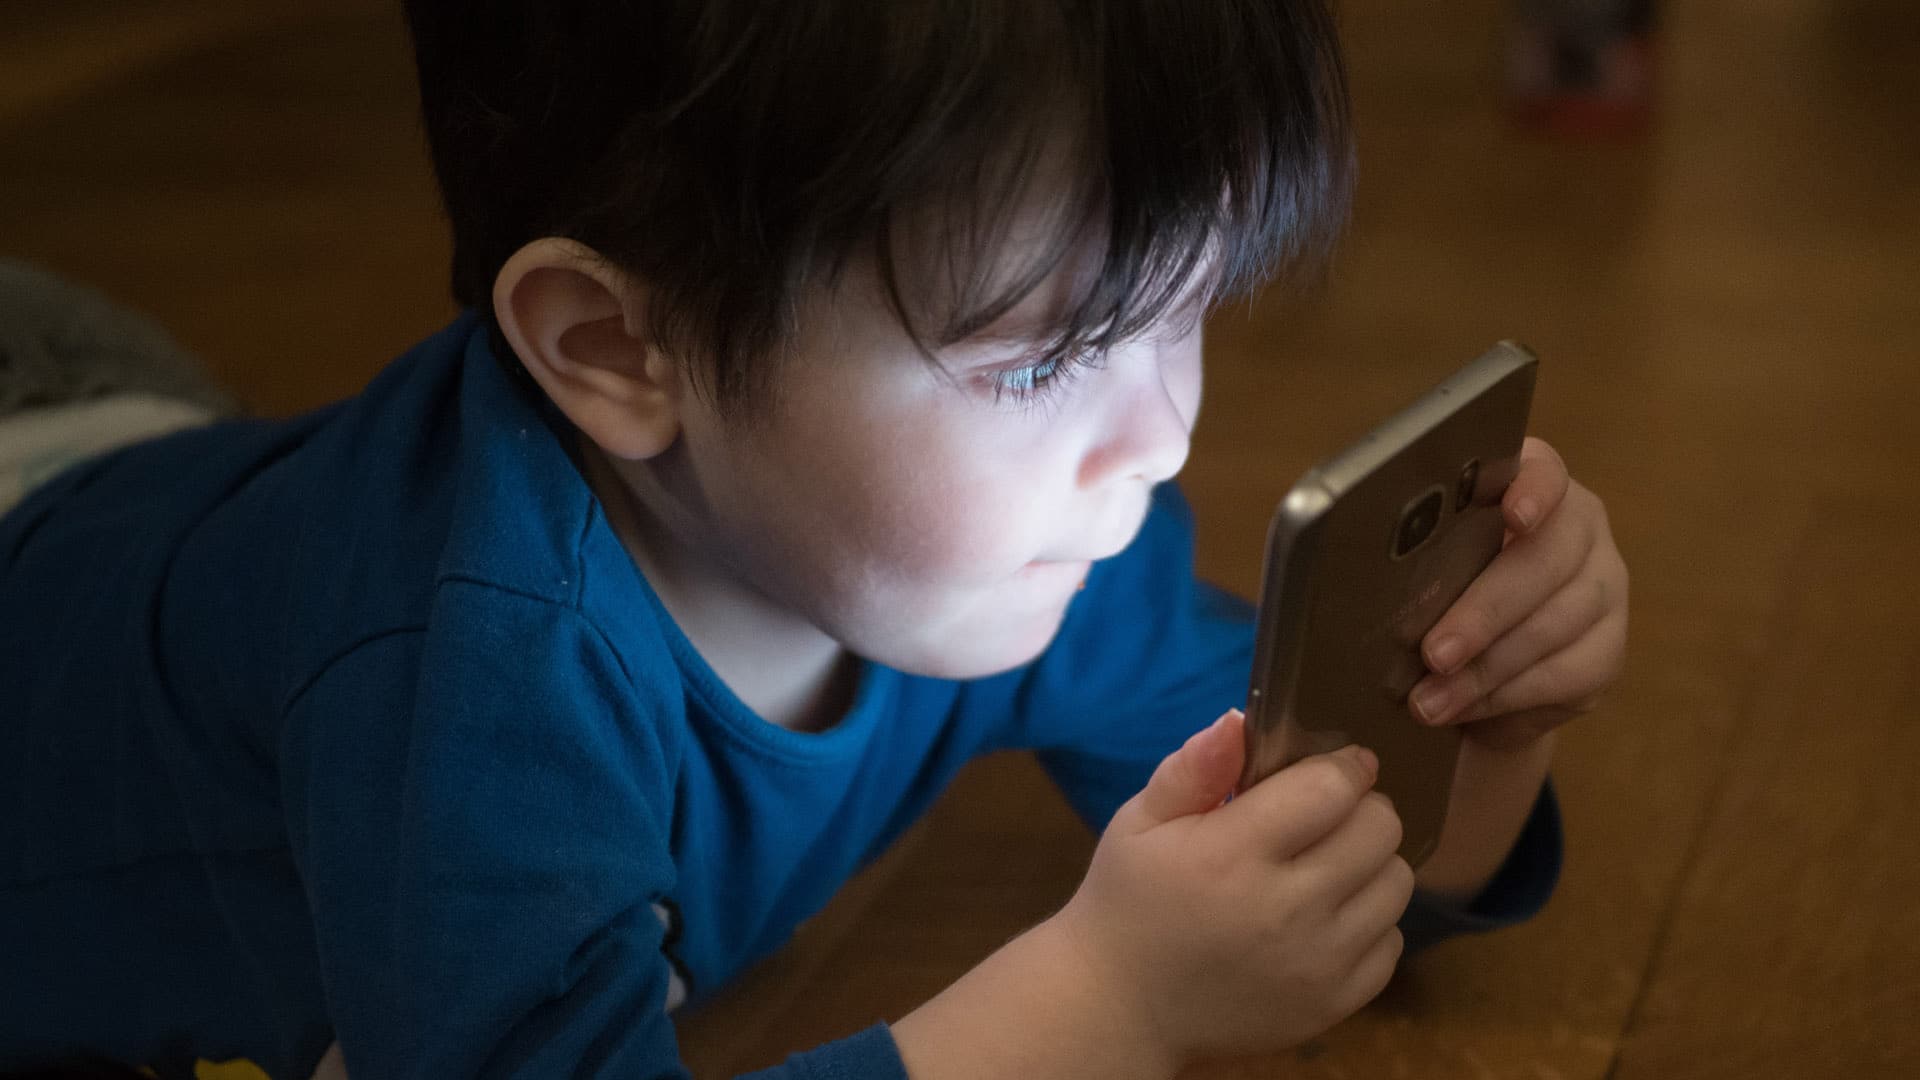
[888,472,1066,571]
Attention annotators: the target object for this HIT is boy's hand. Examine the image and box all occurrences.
[1049,711,1412,1067]
[1410,437,1629,751]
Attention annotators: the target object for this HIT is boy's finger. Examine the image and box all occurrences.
[1292,790,1405,902]
[1458,606,1626,724]
[1411,552,1610,724]
[1324,849,1417,948]
[1329,925,1407,1021]
[1503,437,1571,534]
[1120,709,1247,831]
[1421,500,1593,676]
[1222,744,1379,858]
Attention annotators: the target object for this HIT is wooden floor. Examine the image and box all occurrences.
[4,1,1916,1076]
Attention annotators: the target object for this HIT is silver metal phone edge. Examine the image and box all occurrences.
[1313,341,1539,498]
[1237,477,1334,791]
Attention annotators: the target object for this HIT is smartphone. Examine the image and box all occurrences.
[1238,342,1538,867]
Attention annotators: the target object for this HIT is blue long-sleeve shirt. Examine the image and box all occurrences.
[0,313,1558,1079]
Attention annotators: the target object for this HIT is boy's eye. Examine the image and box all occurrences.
[991,357,1062,396]
[985,354,1083,405]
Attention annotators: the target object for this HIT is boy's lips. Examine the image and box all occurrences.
[1027,501,1150,569]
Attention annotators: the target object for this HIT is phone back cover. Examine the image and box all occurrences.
[1245,344,1536,865]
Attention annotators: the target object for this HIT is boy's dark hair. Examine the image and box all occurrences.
[403,1,1353,410]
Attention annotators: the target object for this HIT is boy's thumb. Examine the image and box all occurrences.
[1125,709,1246,830]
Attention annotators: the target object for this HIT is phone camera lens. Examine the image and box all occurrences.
[1394,489,1445,559]
[1455,458,1481,510]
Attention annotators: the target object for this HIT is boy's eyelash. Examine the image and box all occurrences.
[985,353,1089,406]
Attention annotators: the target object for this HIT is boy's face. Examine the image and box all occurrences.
[626,248,1204,681]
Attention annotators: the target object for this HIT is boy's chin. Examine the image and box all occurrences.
[874,611,1069,681]
[910,646,1049,682]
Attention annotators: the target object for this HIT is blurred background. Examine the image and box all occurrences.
[3,0,1915,1076]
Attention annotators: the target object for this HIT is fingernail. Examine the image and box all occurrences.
[1428,635,1466,672]
[1352,745,1379,777]
[1511,498,1539,530]
[1411,683,1449,724]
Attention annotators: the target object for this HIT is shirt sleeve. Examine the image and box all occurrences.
[281,583,910,1079]
[988,482,1562,951]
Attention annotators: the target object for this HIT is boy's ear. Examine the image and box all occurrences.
[492,237,681,460]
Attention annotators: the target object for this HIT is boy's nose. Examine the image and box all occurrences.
[1077,350,1193,490]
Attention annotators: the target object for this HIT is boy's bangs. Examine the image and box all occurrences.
[408,0,1351,408]
[861,1,1355,371]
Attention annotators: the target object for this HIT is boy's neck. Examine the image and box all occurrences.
[578,438,858,734]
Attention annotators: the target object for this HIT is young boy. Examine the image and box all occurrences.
[0,1,1627,1078]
